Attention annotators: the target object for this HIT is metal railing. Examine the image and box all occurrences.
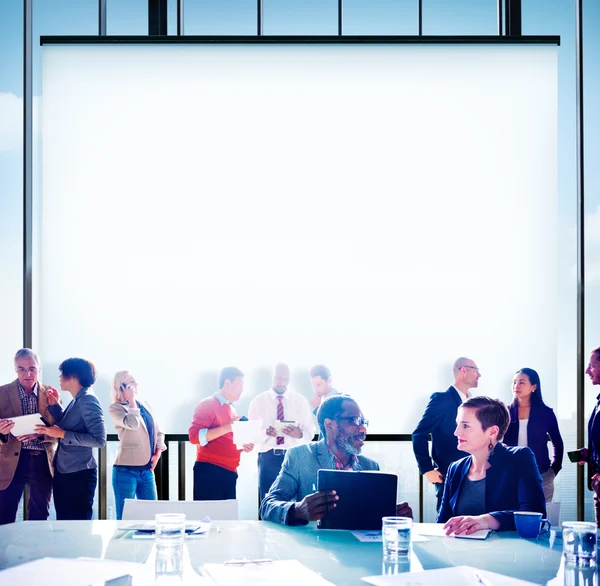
[96,433,424,520]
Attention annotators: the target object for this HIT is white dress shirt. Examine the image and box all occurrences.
[248,388,316,453]
[452,385,470,403]
[518,419,529,447]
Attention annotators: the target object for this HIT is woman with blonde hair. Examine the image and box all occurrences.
[109,371,166,520]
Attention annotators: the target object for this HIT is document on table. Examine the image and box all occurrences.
[413,523,491,540]
[362,565,539,586]
[0,557,145,586]
[1,413,46,437]
[232,419,263,448]
[351,530,429,543]
[203,559,335,586]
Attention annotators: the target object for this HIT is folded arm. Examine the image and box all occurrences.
[62,396,107,448]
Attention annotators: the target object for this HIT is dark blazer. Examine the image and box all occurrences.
[587,395,600,490]
[437,442,546,531]
[412,386,467,478]
[48,387,106,474]
[259,439,379,525]
[504,402,564,475]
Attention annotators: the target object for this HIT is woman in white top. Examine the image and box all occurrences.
[503,368,564,502]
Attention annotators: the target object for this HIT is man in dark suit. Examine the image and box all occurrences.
[579,346,600,525]
[412,357,481,511]
[0,349,58,524]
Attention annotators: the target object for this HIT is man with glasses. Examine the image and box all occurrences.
[260,395,412,525]
[249,363,316,502]
[412,357,481,512]
[0,349,59,524]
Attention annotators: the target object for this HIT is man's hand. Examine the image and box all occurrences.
[282,424,302,439]
[242,443,254,453]
[579,447,588,465]
[16,434,41,443]
[396,502,413,518]
[0,420,14,435]
[150,452,161,471]
[294,490,339,522]
[34,425,64,439]
[266,426,278,437]
[443,514,499,536]
[45,387,60,406]
[424,469,443,484]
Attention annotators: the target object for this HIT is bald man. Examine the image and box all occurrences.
[249,364,316,502]
[412,357,481,511]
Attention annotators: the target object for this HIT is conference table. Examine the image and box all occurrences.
[0,520,581,585]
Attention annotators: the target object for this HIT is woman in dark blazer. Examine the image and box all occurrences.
[34,358,106,520]
[503,368,564,503]
[438,396,545,535]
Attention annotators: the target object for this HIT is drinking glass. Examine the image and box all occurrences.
[382,516,412,559]
[155,513,186,579]
[562,521,597,567]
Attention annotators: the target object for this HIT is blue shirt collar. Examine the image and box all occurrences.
[214,391,231,406]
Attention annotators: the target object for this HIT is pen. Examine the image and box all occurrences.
[474,571,493,586]
[224,558,272,566]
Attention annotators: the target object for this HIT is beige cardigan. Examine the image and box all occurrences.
[109,400,166,467]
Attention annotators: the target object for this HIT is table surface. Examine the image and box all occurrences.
[0,520,565,585]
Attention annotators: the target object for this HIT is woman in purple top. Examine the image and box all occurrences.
[503,368,564,502]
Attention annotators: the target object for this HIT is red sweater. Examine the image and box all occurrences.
[188,396,241,472]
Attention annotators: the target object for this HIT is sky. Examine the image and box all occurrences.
[0,0,599,412]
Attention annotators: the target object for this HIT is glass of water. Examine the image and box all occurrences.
[562,521,597,567]
[382,516,412,559]
[155,513,186,579]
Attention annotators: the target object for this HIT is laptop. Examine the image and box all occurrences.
[316,469,398,530]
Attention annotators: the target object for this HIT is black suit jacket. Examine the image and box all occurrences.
[588,394,600,490]
[412,386,467,478]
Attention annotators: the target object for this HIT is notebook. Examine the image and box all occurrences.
[316,469,398,530]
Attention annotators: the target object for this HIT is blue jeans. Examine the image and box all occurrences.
[112,466,157,520]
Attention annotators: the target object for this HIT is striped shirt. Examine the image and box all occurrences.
[17,381,44,451]
[328,445,359,471]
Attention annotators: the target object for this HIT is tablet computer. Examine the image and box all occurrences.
[317,469,397,530]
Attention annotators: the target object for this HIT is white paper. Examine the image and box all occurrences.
[0,557,144,586]
[413,523,490,540]
[351,530,429,543]
[203,559,335,586]
[1,413,46,437]
[231,419,263,448]
[361,565,538,586]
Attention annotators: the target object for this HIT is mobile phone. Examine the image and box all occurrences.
[568,449,583,463]
[120,382,127,392]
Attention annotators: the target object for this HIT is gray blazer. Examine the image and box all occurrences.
[259,439,379,525]
[48,387,106,474]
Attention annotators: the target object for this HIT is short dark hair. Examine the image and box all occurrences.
[309,364,331,381]
[59,357,96,388]
[219,366,244,389]
[317,394,355,438]
[462,396,510,441]
[592,347,600,361]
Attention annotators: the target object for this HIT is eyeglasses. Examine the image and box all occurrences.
[16,367,38,374]
[463,366,480,373]
[337,416,369,427]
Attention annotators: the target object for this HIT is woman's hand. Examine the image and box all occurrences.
[34,425,65,439]
[150,452,161,471]
[45,386,60,406]
[443,514,499,535]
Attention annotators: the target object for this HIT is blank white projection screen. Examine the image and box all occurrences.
[39,43,558,433]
